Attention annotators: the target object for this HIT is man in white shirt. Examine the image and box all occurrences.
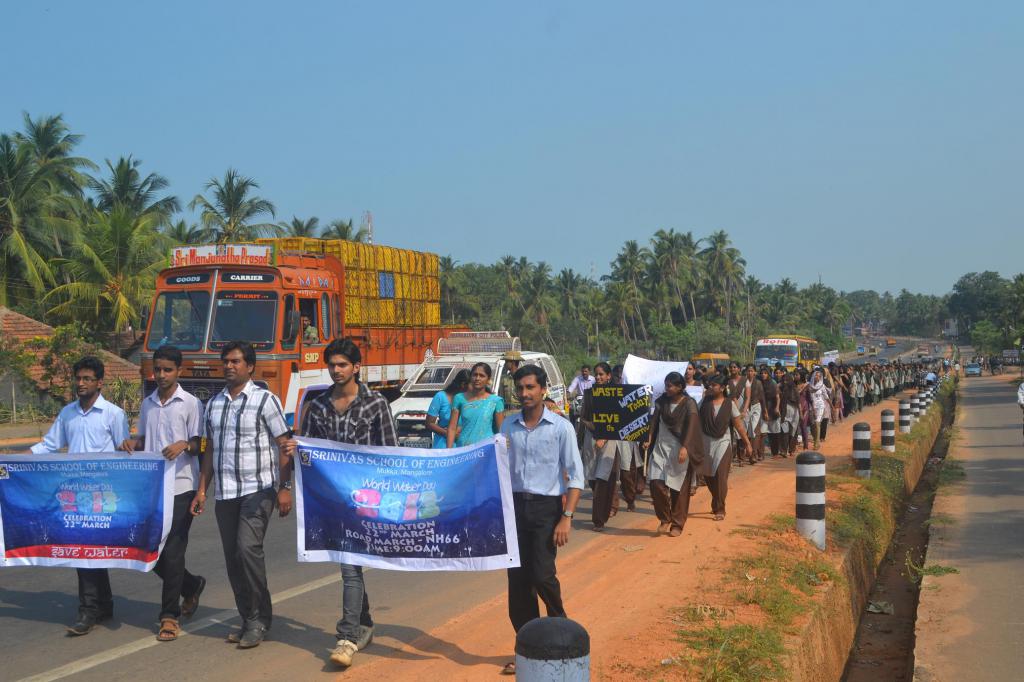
[32,356,129,636]
[567,365,594,399]
[120,345,206,642]
[1017,381,1024,441]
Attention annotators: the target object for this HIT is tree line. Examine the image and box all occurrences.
[3,112,1017,367]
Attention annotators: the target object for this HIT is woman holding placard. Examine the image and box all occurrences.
[579,362,619,531]
[645,372,704,536]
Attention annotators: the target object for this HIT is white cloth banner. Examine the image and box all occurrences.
[622,354,690,401]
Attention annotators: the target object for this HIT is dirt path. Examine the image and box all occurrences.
[350,392,918,681]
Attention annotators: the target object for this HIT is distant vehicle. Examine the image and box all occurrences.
[917,343,930,357]
[964,363,982,377]
[876,357,890,366]
[754,336,819,370]
[389,331,566,448]
[886,337,897,347]
[857,346,865,356]
[692,352,730,369]
[869,345,879,355]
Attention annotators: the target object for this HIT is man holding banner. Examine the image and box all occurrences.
[192,341,293,650]
[119,345,206,641]
[30,356,130,636]
[499,364,585,676]
[286,338,398,669]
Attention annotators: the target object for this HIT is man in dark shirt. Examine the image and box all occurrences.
[281,337,397,669]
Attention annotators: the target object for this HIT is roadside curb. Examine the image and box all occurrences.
[786,385,952,681]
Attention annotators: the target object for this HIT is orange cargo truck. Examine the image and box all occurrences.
[141,240,461,426]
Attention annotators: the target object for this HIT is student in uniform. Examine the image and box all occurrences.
[698,374,752,521]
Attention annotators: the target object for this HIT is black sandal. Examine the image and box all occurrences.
[501,661,516,675]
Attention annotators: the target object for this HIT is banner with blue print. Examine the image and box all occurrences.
[0,453,174,571]
[294,436,519,571]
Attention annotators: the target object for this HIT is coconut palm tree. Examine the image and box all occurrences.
[88,156,180,219]
[276,216,321,237]
[189,169,276,242]
[321,218,367,242]
[699,230,746,328]
[555,268,585,322]
[15,112,94,196]
[0,134,65,305]
[609,240,650,341]
[163,219,209,245]
[45,206,168,348]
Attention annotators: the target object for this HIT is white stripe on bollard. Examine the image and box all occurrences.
[881,409,896,453]
[796,452,826,551]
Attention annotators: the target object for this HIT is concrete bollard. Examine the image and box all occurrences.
[853,422,872,478]
[899,400,911,434]
[515,617,589,681]
[910,395,920,422]
[881,410,896,453]
[796,451,826,551]
[919,391,929,411]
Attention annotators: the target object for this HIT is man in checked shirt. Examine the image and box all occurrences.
[280,337,398,669]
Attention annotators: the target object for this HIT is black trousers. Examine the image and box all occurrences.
[153,490,202,620]
[77,568,113,618]
[507,494,566,632]
[215,488,276,630]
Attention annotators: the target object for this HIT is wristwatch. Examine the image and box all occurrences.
[281,480,293,491]
[562,510,574,519]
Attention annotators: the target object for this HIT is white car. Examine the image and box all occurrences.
[390,332,567,448]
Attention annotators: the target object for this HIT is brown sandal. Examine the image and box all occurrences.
[501,662,516,675]
[157,618,180,641]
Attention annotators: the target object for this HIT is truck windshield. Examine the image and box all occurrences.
[209,292,278,350]
[755,345,798,362]
[147,291,210,351]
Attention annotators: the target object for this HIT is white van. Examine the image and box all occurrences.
[390,331,567,448]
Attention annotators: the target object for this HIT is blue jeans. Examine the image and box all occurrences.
[336,563,373,641]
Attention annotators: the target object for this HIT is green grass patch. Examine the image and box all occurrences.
[905,551,960,582]
[828,490,890,555]
[678,623,787,682]
[938,458,966,486]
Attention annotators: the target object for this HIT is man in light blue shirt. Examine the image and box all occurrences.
[32,356,130,636]
[498,364,584,676]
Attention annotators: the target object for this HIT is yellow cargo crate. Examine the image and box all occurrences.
[426,302,441,326]
[344,296,366,326]
[426,276,440,301]
[374,299,396,325]
[424,253,439,276]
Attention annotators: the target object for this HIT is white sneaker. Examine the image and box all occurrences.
[331,639,358,667]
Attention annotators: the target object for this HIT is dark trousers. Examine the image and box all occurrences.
[215,488,276,630]
[705,451,733,516]
[154,490,202,620]
[507,494,566,632]
[77,569,113,618]
[336,563,373,642]
[619,459,638,508]
[590,471,618,528]
[650,467,693,531]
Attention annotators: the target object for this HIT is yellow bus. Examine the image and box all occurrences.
[691,352,730,369]
[753,335,820,370]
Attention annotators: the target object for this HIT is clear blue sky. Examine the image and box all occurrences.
[5,1,1022,295]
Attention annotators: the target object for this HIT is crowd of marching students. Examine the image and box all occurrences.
[567,357,946,538]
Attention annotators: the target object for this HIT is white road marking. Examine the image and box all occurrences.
[18,572,342,682]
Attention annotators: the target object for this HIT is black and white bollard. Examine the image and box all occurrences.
[853,422,872,478]
[796,451,826,550]
[881,410,896,453]
[515,617,589,681]
[910,395,920,422]
[899,400,911,434]
[919,391,929,412]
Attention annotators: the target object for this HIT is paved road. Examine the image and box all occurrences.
[0,483,622,681]
[913,367,1024,681]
